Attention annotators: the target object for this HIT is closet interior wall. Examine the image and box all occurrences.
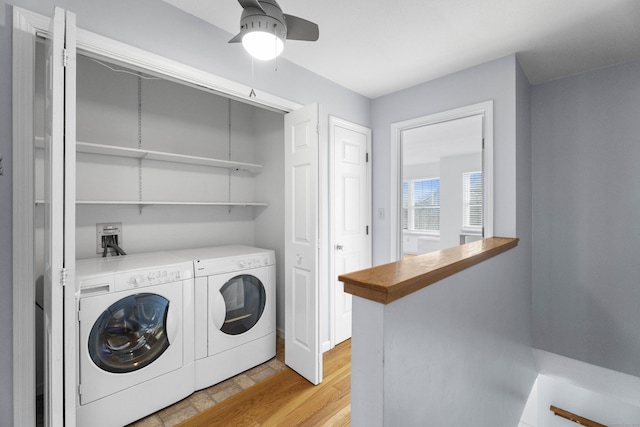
[34,46,284,272]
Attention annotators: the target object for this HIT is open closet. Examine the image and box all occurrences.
[32,22,288,426]
[14,6,328,425]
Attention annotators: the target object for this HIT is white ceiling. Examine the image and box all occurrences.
[403,115,482,166]
[163,0,640,99]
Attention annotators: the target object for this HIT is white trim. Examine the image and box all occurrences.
[12,8,37,427]
[75,29,303,113]
[328,116,372,348]
[390,101,494,260]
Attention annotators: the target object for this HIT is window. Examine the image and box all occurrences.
[463,171,482,230]
[402,178,440,233]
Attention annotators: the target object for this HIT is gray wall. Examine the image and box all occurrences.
[532,59,640,377]
[371,55,520,265]
[68,56,272,259]
[352,55,537,425]
[1,0,371,420]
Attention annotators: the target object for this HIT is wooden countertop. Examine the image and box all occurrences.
[339,237,519,304]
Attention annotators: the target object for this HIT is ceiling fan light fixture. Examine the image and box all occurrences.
[230,0,318,61]
[242,30,284,61]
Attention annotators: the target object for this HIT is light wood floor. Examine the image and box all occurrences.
[178,340,351,427]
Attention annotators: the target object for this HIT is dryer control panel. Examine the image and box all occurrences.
[194,252,275,276]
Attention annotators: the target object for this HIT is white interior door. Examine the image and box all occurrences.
[284,103,322,385]
[43,8,65,426]
[44,7,76,426]
[330,117,372,346]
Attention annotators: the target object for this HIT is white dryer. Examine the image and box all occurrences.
[172,245,276,390]
[75,252,194,427]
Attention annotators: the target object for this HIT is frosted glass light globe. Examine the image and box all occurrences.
[242,31,284,61]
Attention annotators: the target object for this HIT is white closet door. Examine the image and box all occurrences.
[44,7,77,426]
[63,8,77,426]
[284,103,322,385]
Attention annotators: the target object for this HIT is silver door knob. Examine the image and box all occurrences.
[336,244,344,251]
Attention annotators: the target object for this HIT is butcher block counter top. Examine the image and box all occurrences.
[339,237,519,304]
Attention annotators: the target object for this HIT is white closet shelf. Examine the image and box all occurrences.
[76,141,263,173]
[78,200,269,207]
[36,200,269,207]
[35,138,263,173]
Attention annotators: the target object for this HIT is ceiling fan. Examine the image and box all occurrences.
[229,0,319,61]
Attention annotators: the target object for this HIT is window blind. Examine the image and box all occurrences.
[463,171,482,229]
[402,178,440,232]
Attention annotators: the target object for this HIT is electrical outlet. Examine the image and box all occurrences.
[96,222,123,254]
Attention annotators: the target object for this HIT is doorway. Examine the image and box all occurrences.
[390,101,494,261]
[329,116,372,347]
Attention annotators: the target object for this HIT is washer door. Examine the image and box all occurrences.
[79,281,184,406]
[213,274,266,335]
[88,293,170,373]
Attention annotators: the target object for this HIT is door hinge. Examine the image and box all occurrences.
[60,267,68,287]
[62,49,69,67]
[366,225,369,235]
[482,138,485,149]
[366,152,369,163]
[78,384,82,399]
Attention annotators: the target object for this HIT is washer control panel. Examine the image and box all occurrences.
[115,264,191,291]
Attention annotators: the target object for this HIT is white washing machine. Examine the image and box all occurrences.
[172,245,276,390]
[75,252,194,427]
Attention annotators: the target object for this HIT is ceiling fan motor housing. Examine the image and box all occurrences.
[240,1,287,40]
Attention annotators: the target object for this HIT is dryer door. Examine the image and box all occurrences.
[208,267,273,356]
[213,274,266,335]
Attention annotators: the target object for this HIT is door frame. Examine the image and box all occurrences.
[389,101,494,261]
[12,6,303,424]
[328,115,372,349]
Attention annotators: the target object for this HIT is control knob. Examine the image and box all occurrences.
[130,275,145,287]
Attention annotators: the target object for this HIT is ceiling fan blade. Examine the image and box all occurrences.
[283,14,319,41]
[229,32,243,43]
[238,0,265,13]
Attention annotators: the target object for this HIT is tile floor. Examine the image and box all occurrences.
[127,337,286,427]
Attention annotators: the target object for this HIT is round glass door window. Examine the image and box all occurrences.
[220,274,266,335]
[88,293,170,373]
